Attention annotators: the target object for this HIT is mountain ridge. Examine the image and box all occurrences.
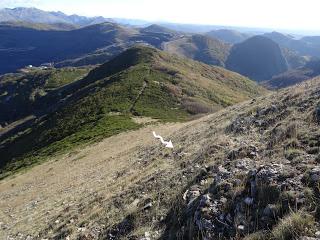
[264,31,320,58]
[0,46,265,179]
[226,36,288,81]
[163,34,231,67]
[206,29,251,44]
[0,7,110,26]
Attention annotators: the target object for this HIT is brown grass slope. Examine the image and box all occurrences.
[1,77,320,238]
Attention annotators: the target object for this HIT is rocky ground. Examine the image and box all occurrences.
[1,77,320,239]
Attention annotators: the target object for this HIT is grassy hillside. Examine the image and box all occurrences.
[163,34,231,67]
[0,46,265,179]
[0,67,92,125]
[1,73,320,239]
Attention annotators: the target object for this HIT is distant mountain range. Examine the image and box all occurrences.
[0,21,180,74]
[1,7,320,86]
[0,7,110,26]
[263,31,320,58]
[206,29,251,44]
[0,19,316,83]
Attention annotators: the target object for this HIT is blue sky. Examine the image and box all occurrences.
[1,0,320,32]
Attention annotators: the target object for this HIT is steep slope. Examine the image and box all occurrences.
[266,59,320,88]
[162,76,320,240]
[206,29,251,44]
[281,47,308,69]
[0,46,265,179]
[0,7,109,26]
[1,74,319,240]
[163,34,231,67]
[226,36,288,81]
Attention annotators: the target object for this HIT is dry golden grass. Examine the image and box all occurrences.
[0,121,187,239]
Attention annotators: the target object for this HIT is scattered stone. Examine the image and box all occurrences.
[130,199,140,207]
[77,227,86,232]
[263,204,277,217]
[200,179,208,186]
[184,186,201,206]
[235,158,255,170]
[142,202,152,210]
[315,105,320,123]
[310,174,320,182]
[227,116,255,133]
[244,197,254,206]
[228,145,258,160]
[309,167,320,183]
[140,231,151,240]
[237,225,245,231]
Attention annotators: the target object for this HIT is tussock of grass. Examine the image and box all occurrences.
[271,211,315,240]
[243,211,315,240]
[243,231,268,240]
[284,148,304,160]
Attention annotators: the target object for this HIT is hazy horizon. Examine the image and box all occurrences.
[1,0,320,35]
